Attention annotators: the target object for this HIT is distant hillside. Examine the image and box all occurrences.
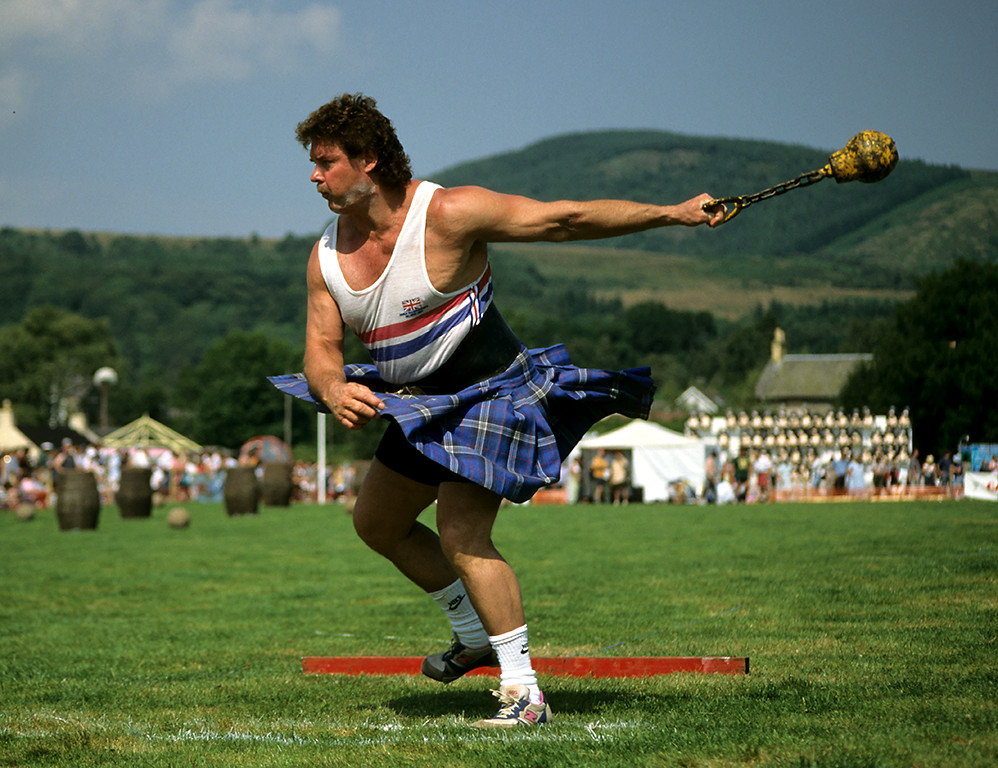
[2,130,995,384]
[430,130,997,292]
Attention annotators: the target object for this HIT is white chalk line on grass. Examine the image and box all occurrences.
[160,718,639,746]
[2,714,640,747]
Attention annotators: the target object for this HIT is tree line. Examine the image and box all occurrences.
[2,117,995,460]
[7,226,990,460]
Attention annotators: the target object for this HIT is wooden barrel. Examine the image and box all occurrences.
[56,470,101,531]
[261,462,293,506]
[223,466,259,516]
[117,466,153,518]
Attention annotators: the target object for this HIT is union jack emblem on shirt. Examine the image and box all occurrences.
[400,297,424,318]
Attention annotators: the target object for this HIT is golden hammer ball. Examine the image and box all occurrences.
[824,130,899,184]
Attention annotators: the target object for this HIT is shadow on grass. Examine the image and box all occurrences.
[387,686,657,719]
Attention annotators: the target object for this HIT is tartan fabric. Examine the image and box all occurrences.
[268,344,654,502]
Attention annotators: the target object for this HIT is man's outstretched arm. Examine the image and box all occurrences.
[431,186,725,246]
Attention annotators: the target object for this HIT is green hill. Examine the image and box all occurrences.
[2,129,995,396]
[430,130,997,306]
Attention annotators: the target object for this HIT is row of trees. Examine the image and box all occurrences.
[0,224,892,451]
[3,259,994,459]
[841,259,998,453]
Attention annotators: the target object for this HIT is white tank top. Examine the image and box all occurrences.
[317,181,493,385]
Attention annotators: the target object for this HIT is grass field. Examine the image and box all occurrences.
[496,242,914,318]
[1,497,996,767]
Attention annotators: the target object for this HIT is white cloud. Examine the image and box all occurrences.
[0,0,342,96]
[0,0,167,52]
[162,0,342,86]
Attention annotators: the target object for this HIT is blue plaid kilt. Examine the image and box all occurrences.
[268,345,654,503]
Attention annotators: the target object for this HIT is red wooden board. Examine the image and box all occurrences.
[301,656,748,677]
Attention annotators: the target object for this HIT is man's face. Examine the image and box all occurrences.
[308,142,376,212]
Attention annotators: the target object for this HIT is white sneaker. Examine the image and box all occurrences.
[470,685,553,728]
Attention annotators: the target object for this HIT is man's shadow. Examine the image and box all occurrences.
[387,685,666,719]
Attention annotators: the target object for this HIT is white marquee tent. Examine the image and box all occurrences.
[579,420,706,502]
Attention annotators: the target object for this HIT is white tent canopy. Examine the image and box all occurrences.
[0,399,32,455]
[579,420,705,502]
[101,414,202,454]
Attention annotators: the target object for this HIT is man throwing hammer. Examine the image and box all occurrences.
[275,93,724,727]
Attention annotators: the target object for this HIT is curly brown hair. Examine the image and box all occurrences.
[295,93,413,192]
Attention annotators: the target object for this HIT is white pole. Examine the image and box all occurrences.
[317,412,327,504]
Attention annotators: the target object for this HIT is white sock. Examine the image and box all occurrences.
[490,624,542,704]
[427,579,490,649]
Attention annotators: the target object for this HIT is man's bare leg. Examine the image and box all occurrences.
[351,459,524,633]
[434,480,524,635]
[434,481,547,723]
[352,460,545,719]
[350,458,455,592]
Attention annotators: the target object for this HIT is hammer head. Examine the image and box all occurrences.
[826,130,899,184]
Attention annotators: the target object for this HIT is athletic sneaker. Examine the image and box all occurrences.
[421,635,499,684]
[470,685,553,728]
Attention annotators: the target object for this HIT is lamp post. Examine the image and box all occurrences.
[93,366,118,432]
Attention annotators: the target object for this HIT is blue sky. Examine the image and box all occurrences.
[1,0,995,238]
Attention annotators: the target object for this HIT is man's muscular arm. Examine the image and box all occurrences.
[431,186,724,246]
[303,243,384,429]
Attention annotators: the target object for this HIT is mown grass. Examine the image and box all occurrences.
[1,498,995,767]
[495,242,914,318]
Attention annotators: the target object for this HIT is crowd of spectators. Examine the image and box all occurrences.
[1,440,359,511]
[5,404,985,511]
[1,447,49,509]
[687,406,966,503]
